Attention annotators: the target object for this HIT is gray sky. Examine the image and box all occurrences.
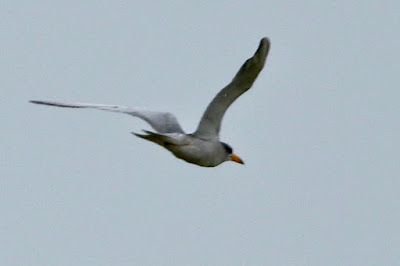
[1,1,399,265]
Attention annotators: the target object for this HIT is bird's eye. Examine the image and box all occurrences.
[221,142,233,154]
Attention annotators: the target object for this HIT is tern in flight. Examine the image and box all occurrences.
[31,37,270,167]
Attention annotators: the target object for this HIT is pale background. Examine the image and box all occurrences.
[1,1,399,265]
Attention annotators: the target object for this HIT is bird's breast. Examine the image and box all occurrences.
[166,137,225,167]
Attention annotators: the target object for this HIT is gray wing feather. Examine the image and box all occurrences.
[30,100,185,134]
[193,37,270,140]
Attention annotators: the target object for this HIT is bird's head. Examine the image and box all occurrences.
[221,142,244,165]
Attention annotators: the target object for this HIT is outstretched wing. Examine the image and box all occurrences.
[30,100,185,134]
[193,37,270,140]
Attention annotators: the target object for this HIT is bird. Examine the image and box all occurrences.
[30,37,270,167]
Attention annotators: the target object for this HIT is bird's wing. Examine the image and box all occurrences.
[193,37,270,140]
[30,100,185,134]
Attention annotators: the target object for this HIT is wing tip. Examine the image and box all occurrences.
[28,99,82,108]
[29,100,59,107]
[250,37,270,66]
[260,37,270,44]
[258,37,270,54]
[30,100,54,106]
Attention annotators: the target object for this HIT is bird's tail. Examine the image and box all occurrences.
[132,130,164,145]
[132,130,180,147]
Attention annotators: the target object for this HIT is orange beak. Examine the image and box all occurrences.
[230,154,244,164]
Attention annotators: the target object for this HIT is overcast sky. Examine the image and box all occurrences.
[1,1,399,265]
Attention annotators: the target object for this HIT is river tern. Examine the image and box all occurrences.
[30,37,270,167]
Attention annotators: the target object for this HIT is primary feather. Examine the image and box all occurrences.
[29,100,184,134]
[193,37,270,140]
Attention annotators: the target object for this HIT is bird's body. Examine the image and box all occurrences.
[135,132,229,167]
[30,37,270,167]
